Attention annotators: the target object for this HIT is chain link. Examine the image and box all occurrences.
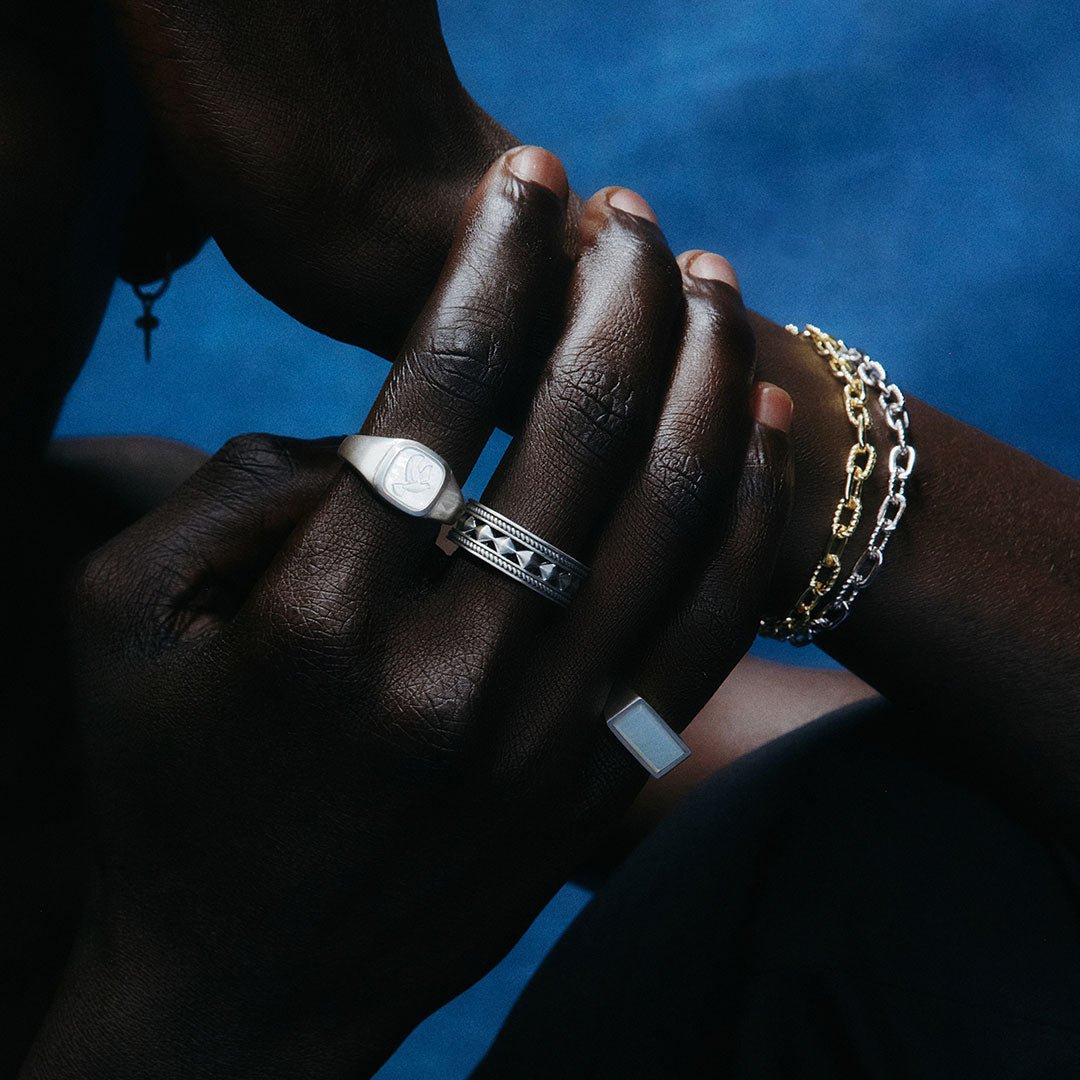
[760,325,874,639]
[760,324,915,644]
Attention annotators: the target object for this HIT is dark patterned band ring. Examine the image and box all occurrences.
[447,500,589,606]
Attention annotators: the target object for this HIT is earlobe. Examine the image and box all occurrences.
[115,147,210,285]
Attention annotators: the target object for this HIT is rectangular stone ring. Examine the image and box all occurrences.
[447,500,589,607]
[605,693,691,778]
[337,435,465,523]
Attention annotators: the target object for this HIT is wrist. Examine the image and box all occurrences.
[747,312,892,618]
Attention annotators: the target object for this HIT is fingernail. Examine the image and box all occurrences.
[607,187,659,224]
[506,145,568,198]
[685,251,740,292]
[751,382,793,434]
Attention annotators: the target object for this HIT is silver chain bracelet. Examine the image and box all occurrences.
[763,325,916,646]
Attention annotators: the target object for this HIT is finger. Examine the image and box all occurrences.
[272,146,572,602]
[364,145,570,473]
[74,434,341,648]
[635,389,794,725]
[586,390,793,793]
[441,186,685,625]
[488,251,771,774]
[557,249,757,676]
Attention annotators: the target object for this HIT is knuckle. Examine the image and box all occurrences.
[211,432,297,491]
[73,545,124,621]
[377,652,485,765]
[656,408,714,452]
[688,289,755,363]
[602,220,679,282]
[216,431,288,467]
[70,543,159,661]
[639,439,712,534]
[542,355,638,467]
[399,315,507,416]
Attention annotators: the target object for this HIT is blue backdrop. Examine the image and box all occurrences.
[55,1,1080,1074]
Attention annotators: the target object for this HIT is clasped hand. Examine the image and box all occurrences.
[51,150,791,1071]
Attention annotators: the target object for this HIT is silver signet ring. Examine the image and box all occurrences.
[337,435,465,523]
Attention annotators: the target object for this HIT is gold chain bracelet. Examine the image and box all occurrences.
[760,324,877,640]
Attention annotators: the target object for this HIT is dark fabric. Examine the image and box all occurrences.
[472,702,1080,1078]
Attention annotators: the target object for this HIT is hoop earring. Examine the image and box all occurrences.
[133,270,172,362]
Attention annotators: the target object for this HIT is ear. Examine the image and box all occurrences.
[116,144,210,285]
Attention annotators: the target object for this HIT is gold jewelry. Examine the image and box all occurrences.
[760,324,875,641]
[761,324,914,645]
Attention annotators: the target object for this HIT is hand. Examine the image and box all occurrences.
[24,150,791,1078]
[97,0,865,619]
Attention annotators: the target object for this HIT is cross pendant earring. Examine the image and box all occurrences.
[132,272,172,362]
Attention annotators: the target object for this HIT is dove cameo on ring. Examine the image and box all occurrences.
[337,435,465,522]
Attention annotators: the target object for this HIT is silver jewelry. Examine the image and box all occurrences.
[763,327,915,645]
[605,690,690,778]
[806,355,914,639]
[447,500,588,606]
[337,435,464,522]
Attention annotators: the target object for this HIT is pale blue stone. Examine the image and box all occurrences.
[607,698,690,778]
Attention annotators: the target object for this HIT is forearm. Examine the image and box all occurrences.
[813,398,1079,832]
[747,316,1080,832]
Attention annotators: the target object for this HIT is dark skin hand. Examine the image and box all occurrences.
[106,0,1080,842]
[6,1,1078,1066]
[2,10,784,1064]
[20,151,792,1077]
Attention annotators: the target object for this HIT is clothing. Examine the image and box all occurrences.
[472,701,1080,1078]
